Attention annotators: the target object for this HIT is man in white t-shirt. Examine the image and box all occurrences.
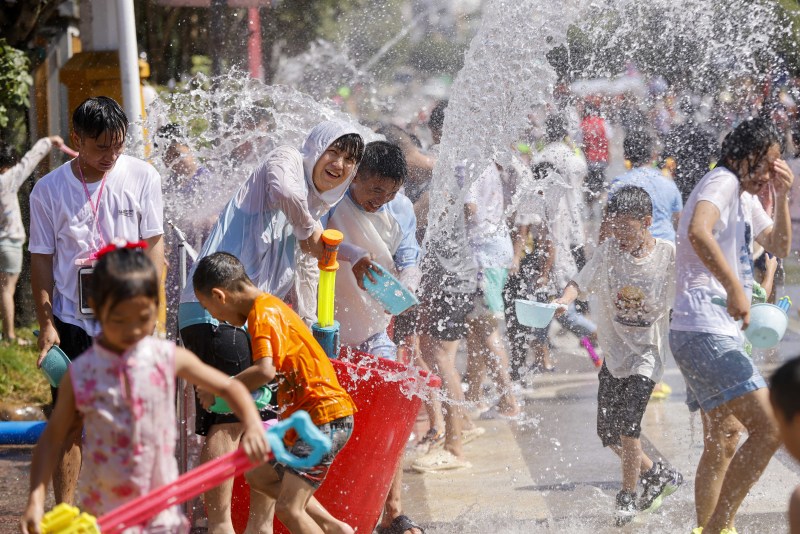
[670,118,793,534]
[29,96,164,506]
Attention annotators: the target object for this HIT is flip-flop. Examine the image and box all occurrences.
[411,449,471,473]
[376,514,426,534]
[479,407,523,421]
[461,426,486,445]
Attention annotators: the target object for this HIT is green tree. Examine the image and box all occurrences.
[0,39,34,148]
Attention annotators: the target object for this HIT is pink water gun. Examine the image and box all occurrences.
[39,411,329,534]
[580,336,603,368]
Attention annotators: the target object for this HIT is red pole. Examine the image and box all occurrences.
[247,7,263,81]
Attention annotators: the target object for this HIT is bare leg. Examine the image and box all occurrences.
[695,412,743,527]
[378,465,422,534]
[410,342,445,432]
[619,436,645,492]
[609,442,654,479]
[419,334,464,459]
[275,473,332,534]
[463,320,486,404]
[530,338,552,371]
[481,317,519,415]
[0,272,19,340]
[702,389,781,533]
[201,423,242,534]
[53,422,82,504]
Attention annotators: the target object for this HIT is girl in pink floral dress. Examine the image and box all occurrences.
[22,244,269,534]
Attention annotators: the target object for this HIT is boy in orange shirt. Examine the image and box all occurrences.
[193,251,356,534]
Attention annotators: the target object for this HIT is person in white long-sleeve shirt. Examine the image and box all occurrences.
[0,134,63,343]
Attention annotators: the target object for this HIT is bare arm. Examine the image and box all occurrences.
[688,201,750,328]
[298,224,325,260]
[30,253,59,365]
[176,347,270,462]
[510,224,529,276]
[144,234,165,282]
[790,487,800,534]
[756,159,794,257]
[554,281,580,311]
[21,372,78,534]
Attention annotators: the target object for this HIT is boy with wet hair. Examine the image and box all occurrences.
[193,251,356,534]
[30,95,165,505]
[556,185,683,526]
[178,120,363,532]
[770,357,800,534]
[326,140,421,358]
[324,140,424,534]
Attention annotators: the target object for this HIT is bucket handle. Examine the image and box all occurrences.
[267,411,332,469]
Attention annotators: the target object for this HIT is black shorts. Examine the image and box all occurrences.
[391,308,418,344]
[419,290,475,342]
[50,316,93,406]
[596,363,655,447]
[180,322,276,436]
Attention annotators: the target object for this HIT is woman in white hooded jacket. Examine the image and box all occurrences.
[177,120,364,534]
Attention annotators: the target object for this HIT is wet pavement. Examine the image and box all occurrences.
[401,325,800,533]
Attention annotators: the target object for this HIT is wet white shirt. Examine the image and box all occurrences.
[29,156,164,335]
[573,238,675,381]
[671,167,772,337]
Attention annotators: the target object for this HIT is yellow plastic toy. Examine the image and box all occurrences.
[316,229,343,328]
[41,503,99,533]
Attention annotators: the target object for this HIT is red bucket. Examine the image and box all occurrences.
[231,350,440,533]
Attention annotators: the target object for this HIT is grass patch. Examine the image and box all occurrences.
[0,326,50,406]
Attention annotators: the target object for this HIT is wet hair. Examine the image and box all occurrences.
[770,356,800,421]
[606,185,653,219]
[0,142,20,170]
[193,252,255,296]
[428,99,449,134]
[91,248,159,314]
[545,114,567,143]
[624,130,654,167]
[73,96,128,145]
[329,133,365,163]
[374,123,416,151]
[357,141,408,184]
[531,161,558,181]
[154,123,183,149]
[718,117,780,178]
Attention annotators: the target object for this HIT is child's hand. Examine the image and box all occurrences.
[48,135,64,148]
[240,422,271,464]
[352,256,380,290]
[772,159,795,196]
[20,498,43,534]
[764,254,778,276]
[727,285,751,329]
[553,298,569,316]
[196,387,216,411]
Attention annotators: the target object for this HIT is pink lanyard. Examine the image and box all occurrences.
[76,158,108,252]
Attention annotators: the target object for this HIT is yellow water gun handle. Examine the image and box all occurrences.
[41,503,99,533]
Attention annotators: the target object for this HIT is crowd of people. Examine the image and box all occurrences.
[3,77,800,534]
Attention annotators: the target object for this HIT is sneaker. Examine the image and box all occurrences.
[615,490,637,526]
[638,462,684,513]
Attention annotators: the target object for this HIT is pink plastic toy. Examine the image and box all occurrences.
[58,144,79,158]
[580,336,602,368]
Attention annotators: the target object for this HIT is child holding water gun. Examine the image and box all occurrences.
[555,186,683,526]
[192,251,356,534]
[21,244,269,534]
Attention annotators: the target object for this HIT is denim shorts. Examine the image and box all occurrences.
[356,331,397,360]
[669,330,767,413]
[273,415,354,489]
